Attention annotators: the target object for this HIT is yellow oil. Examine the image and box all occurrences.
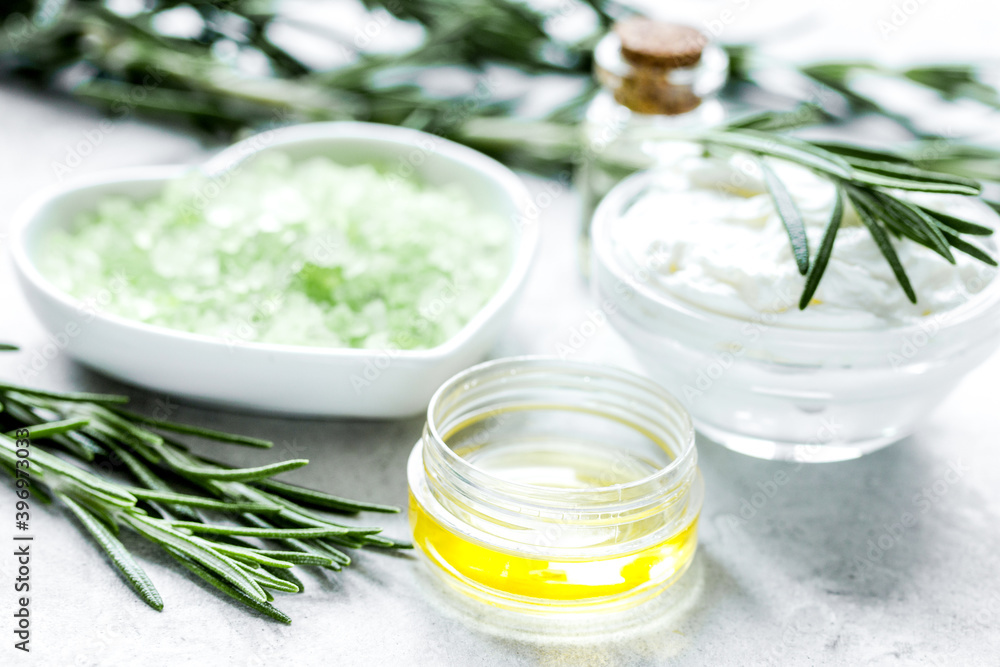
[410,439,699,606]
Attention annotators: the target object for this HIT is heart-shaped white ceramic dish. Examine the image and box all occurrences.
[9,122,536,417]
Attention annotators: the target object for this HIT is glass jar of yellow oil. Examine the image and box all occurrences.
[407,357,702,616]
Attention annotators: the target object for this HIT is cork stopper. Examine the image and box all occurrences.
[594,18,711,116]
[614,18,707,70]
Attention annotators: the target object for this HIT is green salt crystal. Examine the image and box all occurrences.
[39,152,513,350]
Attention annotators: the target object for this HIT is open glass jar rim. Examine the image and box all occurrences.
[424,356,696,506]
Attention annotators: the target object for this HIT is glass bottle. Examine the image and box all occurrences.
[577,18,729,275]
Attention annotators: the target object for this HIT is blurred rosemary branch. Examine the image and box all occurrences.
[1,1,999,177]
[727,50,1000,181]
[0,0,614,171]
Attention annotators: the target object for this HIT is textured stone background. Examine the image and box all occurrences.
[2,1,1000,664]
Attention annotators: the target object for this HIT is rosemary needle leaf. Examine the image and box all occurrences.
[236,563,300,593]
[5,418,90,440]
[0,460,52,504]
[252,576,300,595]
[0,438,137,507]
[0,344,18,351]
[879,213,930,247]
[123,513,268,602]
[74,495,123,535]
[368,535,414,549]
[323,534,367,549]
[159,447,308,482]
[848,189,918,303]
[221,552,262,568]
[0,384,129,404]
[255,576,300,594]
[101,440,201,521]
[314,543,352,566]
[102,440,159,486]
[800,185,845,309]
[89,406,164,447]
[209,544,295,570]
[255,550,334,567]
[809,141,909,164]
[59,494,163,611]
[111,408,274,448]
[936,228,999,266]
[917,206,995,236]
[128,488,281,513]
[850,169,982,195]
[0,395,41,427]
[254,478,400,514]
[263,565,306,593]
[284,537,350,568]
[170,523,352,538]
[873,192,955,263]
[698,129,853,178]
[724,105,828,132]
[898,202,956,262]
[53,430,104,460]
[842,156,982,190]
[760,159,810,274]
[256,493,383,534]
[362,534,412,548]
[86,423,162,464]
[167,550,291,624]
[244,515,358,563]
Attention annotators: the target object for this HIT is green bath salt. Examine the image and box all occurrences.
[40,152,512,349]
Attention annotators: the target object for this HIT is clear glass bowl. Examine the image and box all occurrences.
[592,171,1000,462]
[407,357,702,617]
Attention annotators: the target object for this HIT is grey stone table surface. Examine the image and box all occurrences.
[2,73,1000,665]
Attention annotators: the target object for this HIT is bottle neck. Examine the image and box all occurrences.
[594,32,729,117]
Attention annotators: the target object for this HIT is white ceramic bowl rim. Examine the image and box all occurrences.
[10,121,538,361]
[592,169,1000,343]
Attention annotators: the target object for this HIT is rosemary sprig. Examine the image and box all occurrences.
[681,111,998,308]
[0,370,408,623]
